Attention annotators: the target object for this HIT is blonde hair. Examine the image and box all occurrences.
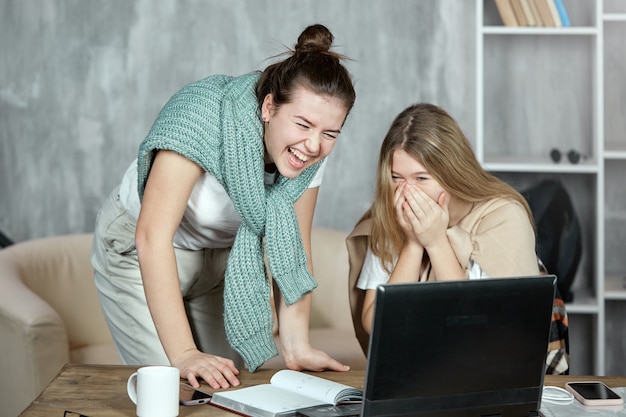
[364,103,534,272]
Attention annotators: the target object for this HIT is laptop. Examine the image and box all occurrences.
[299,275,556,417]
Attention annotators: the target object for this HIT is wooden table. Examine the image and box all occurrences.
[19,364,626,417]
[19,364,364,417]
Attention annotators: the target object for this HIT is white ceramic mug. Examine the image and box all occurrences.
[127,366,180,417]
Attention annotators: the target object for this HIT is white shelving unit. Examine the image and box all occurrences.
[476,0,607,375]
[603,3,626,375]
[603,8,626,295]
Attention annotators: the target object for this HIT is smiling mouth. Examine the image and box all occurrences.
[288,147,310,167]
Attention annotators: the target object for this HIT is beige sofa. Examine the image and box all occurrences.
[0,228,365,417]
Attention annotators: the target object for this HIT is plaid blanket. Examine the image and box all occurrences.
[540,260,570,375]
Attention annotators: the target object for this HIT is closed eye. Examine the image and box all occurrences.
[391,174,430,182]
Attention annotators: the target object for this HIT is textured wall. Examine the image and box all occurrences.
[0,0,474,241]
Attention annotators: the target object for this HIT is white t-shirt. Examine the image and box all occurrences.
[118,158,326,250]
[355,246,392,290]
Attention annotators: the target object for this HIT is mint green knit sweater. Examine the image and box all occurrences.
[136,73,321,371]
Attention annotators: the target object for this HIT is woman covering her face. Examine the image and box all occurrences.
[348,102,539,334]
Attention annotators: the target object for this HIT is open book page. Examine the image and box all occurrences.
[210,370,363,417]
[270,370,363,404]
[211,384,328,417]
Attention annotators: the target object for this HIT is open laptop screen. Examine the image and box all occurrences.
[362,275,556,417]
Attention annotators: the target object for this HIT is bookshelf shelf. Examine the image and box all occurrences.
[604,150,626,160]
[477,0,612,375]
[483,160,599,174]
[482,26,598,35]
[603,13,626,21]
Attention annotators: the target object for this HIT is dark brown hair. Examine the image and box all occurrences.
[256,24,356,116]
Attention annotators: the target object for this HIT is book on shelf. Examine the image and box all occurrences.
[494,0,519,26]
[533,0,556,26]
[527,0,543,26]
[210,370,363,417]
[519,0,537,26]
[510,0,528,26]
[553,0,570,26]
[529,0,550,26]
[546,0,563,26]
[503,0,566,28]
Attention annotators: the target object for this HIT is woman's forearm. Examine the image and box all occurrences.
[361,241,424,333]
[137,239,197,363]
[388,241,424,284]
[426,238,465,281]
[277,292,312,365]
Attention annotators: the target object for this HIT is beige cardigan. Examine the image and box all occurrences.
[346,197,539,355]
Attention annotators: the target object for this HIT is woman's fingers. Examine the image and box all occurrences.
[175,350,240,390]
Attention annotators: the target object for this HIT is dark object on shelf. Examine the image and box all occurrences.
[550,148,590,164]
[0,230,13,248]
[523,179,582,303]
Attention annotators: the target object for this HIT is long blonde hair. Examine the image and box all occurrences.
[364,103,534,272]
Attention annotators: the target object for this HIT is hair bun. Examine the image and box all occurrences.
[295,24,334,54]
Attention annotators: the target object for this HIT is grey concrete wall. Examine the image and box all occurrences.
[0,0,474,240]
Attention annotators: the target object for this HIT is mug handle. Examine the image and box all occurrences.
[127,372,138,405]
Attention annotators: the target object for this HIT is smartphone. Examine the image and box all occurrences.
[565,381,624,406]
[179,383,212,405]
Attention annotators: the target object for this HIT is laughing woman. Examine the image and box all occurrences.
[347,102,568,374]
[91,24,356,390]
[348,102,538,337]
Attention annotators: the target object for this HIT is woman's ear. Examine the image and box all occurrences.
[437,192,448,208]
[261,93,275,122]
